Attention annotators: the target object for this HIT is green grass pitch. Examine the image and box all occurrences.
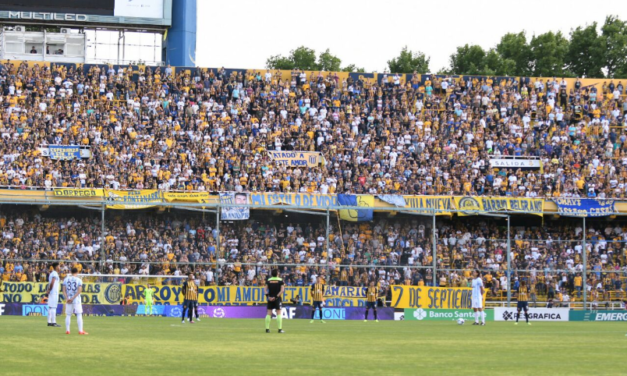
[0,316,624,375]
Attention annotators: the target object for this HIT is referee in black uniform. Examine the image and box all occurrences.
[182,273,198,324]
[265,269,285,333]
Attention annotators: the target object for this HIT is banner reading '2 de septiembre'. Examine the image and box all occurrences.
[391,286,485,309]
[267,151,324,167]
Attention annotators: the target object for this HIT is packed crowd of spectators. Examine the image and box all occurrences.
[0,62,626,197]
[1,208,625,302]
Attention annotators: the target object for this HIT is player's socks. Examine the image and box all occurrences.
[311,310,316,320]
[474,312,478,323]
[47,310,52,324]
[481,311,485,324]
[365,310,369,320]
[277,315,283,330]
[65,314,71,332]
[525,312,529,323]
[374,310,378,321]
[77,314,84,333]
[265,315,271,330]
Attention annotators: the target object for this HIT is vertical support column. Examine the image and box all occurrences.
[100,202,106,273]
[216,206,221,259]
[506,215,511,307]
[432,211,437,287]
[326,209,330,264]
[582,217,587,310]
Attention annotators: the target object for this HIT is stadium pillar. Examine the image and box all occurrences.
[432,211,437,287]
[506,215,511,307]
[326,209,330,264]
[582,217,587,310]
[165,0,197,67]
[100,203,106,272]
[216,207,221,259]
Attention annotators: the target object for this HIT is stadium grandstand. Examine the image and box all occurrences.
[1,1,627,375]
[0,60,625,310]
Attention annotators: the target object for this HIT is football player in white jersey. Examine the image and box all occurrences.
[63,267,88,335]
[45,262,61,327]
[471,270,486,326]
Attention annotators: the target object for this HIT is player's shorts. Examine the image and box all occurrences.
[66,302,83,315]
[517,301,529,310]
[312,301,323,309]
[366,302,376,309]
[145,299,153,306]
[267,297,282,310]
[183,300,196,310]
[471,297,483,309]
[48,294,59,309]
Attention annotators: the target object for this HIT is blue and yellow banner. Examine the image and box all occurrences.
[105,189,162,209]
[52,188,104,198]
[553,198,616,217]
[249,193,337,209]
[267,151,324,167]
[49,145,81,160]
[1,282,122,304]
[121,285,366,307]
[338,194,374,222]
[455,196,543,217]
[162,192,211,202]
[403,196,454,216]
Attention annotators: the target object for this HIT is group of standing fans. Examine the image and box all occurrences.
[0,63,625,198]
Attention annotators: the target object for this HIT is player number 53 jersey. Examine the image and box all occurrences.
[64,276,83,301]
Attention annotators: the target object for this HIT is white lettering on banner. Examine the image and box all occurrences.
[493,307,569,321]
[596,312,627,321]
[489,159,541,169]
[271,307,296,320]
[8,11,88,22]
[0,303,4,315]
